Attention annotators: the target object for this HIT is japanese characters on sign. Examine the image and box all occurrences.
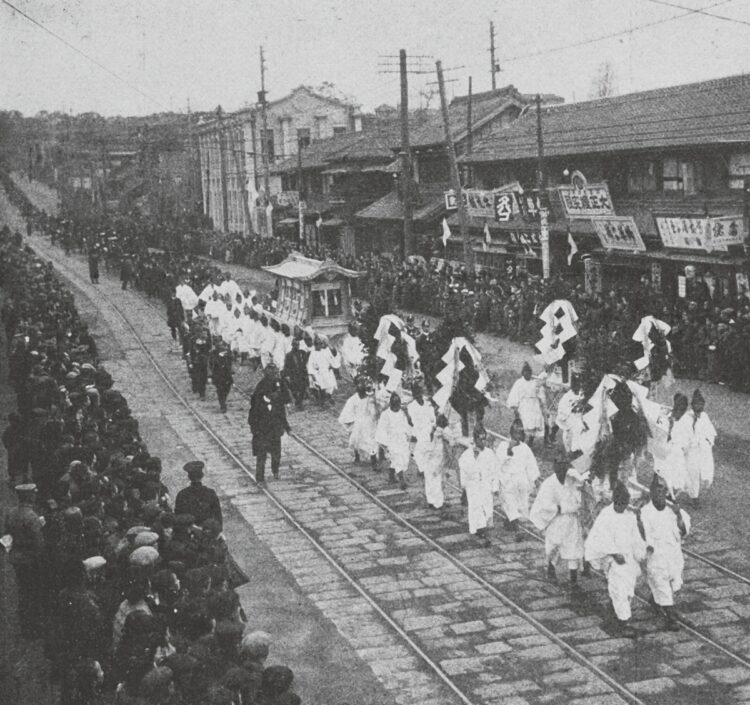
[444,190,458,211]
[655,217,709,250]
[443,183,539,222]
[508,230,541,256]
[709,216,744,251]
[592,216,646,251]
[493,192,513,222]
[273,190,300,208]
[558,183,614,216]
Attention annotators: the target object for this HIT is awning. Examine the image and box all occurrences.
[276,217,299,226]
[321,218,345,228]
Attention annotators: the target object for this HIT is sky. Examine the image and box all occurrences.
[2,0,750,117]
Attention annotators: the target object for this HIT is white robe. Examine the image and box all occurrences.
[654,414,690,497]
[228,313,244,352]
[507,377,545,435]
[375,408,412,473]
[494,441,539,522]
[419,427,455,508]
[175,284,199,312]
[258,325,275,368]
[530,471,584,568]
[307,348,337,395]
[243,318,262,357]
[555,389,584,452]
[338,393,379,457]
[408,400,436,475]
[219,278,242,301]
[584,505,646,620]
[340,333,365,379]
[640,502,690,606]
[676,411,716,499]
[458,447,497,534]
[198,283,218,303]
[204,299,223,337]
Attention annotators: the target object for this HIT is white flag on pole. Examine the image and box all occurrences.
[441,218,452,247]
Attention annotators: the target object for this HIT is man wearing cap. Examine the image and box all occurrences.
[175,462,223,530]
[248,363,291,483]
[211,341,234,413]
[3,483,46,637]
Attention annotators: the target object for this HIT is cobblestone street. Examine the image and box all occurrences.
[20,219,750,705]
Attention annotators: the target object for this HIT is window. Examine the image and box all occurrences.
[662,158,702,195]
[297,128,311,148]
[333,125,347,136]
[627,159,658,193]
[311,286,343,318]
[314,116,327,140]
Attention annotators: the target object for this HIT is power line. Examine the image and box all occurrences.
[1,0,166,110]
[487,0,735,66]
[644,0,750,27]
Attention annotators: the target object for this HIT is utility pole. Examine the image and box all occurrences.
[536,94,550,279]
[297,137,306,244]
[216,106,230,233]
[437,60,473,267]
[259,47,271,200]
[400,49,415,257]
[489,21,498,91]
[465,76,473,187]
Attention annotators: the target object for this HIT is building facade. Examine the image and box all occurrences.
[459,73,750,298]
[197,86,362,235]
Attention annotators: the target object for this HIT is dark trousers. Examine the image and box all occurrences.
[256,447,281,482]
[13,561,44,637]
[216,383,231,411]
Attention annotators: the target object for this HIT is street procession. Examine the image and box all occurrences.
[3,2,750,705]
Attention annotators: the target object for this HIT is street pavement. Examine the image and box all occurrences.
[20,219,750,704]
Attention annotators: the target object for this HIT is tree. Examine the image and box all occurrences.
[589,60,617,99]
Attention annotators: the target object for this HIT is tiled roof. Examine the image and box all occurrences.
[409,85,552,148]
[262,252,361,281]
[465,73,750,163]
[355,184,447,222]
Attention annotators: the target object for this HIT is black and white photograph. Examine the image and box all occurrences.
[2,1,750,704]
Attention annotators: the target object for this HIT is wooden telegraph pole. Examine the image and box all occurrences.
[436,60,473,267]
[216,106,230,233]
[399,49,415,257]
[536,94,550,279]
[490,22,498,91]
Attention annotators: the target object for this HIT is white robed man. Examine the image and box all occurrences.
[640,474,690,631]
[408,381,436,478]
[654,392,690,499]
[338,375,379,469]
[175,278,199,314]
[198,277,221,304]
[530,457,586,590]
[258,314,275,369]
[507,362,546,448]
[673,389,716,502]
[458,426,497,546]
[307,335,337,405]
[584,482,647,638]
[204,292,224,338]
[218,271,242,302]
[375,392,413,490]
[340,322,365,380]
[418,414,456,510]
[494,420,539,541]
[555,373,584,452]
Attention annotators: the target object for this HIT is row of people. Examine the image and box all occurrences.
[0,225,301,705]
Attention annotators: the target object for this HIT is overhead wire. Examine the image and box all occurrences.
[644,0,750,27]
[1,0,168,111]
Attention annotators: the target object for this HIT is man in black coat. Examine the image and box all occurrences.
[174,461,222,530]
[211,342,233,413]
[247,363,291,484]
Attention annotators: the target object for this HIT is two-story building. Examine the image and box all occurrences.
[197,85,363,236]
[461,73,750,298]
[354,85,563,258]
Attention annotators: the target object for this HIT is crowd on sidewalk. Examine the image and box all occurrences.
[0,225,302,705]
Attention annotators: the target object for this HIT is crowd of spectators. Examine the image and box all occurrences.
[7,163,750,395]
[0,226,301,704]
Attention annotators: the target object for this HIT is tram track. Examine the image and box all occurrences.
[29,238,750,705]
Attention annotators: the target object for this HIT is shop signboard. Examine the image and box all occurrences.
[273,190,300,207]
[655,217,710,250]
[592,216,646,251]
[558,182,614,216]
[710,216,744,251]
[444,182,526,221]
[508,230,541,256]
